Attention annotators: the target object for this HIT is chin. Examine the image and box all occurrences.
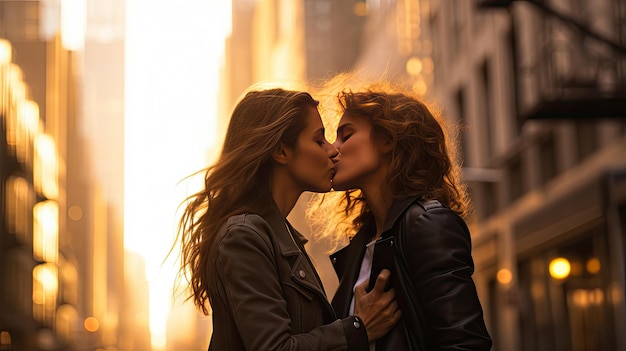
[310,183,332,193]
[329,175,344,188]
[330,182,350,191]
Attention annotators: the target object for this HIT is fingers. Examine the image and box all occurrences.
[355,269,392,297]
[357,290,403,342]
[389,299,400,317]
[389,303,402,325]
[382,299,402,325]
[355,278,369,296]
[369,268,392,294]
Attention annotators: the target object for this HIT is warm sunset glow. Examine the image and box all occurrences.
[0,39,11,64]
[56,305,79,341]
[125,1,231,349]
[5,176,29,242]
[34,133,59,200]
[60,0,86,51]
[32,263,58,321]
[32,201,59,263]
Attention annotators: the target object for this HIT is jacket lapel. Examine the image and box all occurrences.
[330,219,374,316]
[253,197,329,300]
[330,196,422,316]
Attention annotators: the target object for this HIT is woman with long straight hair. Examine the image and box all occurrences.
[177,88,400,350]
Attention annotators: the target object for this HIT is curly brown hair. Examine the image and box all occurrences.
[307,80,469,246]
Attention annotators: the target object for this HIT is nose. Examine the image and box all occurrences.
[326,144,340,162]
[328,145,339,158]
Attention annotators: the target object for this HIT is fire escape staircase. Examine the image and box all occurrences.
[478,0,626,121]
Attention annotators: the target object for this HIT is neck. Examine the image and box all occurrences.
[270,170,301,218]
[361,185,392,241]
[359,159,392,240]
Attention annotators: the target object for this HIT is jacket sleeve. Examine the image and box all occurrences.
[404,206,492,350]
[213,222,368,351]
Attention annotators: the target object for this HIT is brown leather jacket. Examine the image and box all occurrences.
[206,197,368,350]
[331,197,492,350]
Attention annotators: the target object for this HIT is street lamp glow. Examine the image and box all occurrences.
[496,268,512,285]
[549,257,571,280]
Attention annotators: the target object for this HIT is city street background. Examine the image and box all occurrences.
[1,0,625,350]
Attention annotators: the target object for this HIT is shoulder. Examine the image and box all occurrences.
[215,213,275,251]
[224,213,272,231]
[401,201,474,269]
[407,199,465,223]
[403,200,470,244]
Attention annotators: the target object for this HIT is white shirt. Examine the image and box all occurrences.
[349,240,377,351]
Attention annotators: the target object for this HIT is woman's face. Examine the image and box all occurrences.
[331,113,386,191]
[285,106,338,193]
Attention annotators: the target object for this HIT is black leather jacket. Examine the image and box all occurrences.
[206,196,368,350]
[331,196,492,350]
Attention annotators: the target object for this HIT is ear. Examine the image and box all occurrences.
[272,142,289,165]
[377,136,393,154]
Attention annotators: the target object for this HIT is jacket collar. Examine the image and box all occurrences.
[333,194,421,259]
[330,196,421,315]
[251,193,330,303]
[251,193,308,257]
[381,195,422,234]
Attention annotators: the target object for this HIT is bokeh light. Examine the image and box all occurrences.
[549,257,571,280]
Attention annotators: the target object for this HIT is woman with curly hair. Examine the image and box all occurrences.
[308,82,492,350]
[177,87,400,351]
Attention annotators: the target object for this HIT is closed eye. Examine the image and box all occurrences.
[336,124,354,143]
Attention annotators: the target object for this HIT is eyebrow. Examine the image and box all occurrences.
[336,123,353,134]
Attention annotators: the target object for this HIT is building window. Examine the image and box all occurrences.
[430,12,440,79]
[507,26,521,136]
[507,154,525,203]
[575,122,598,162]
[448,0,464,57]
[480,181,498,219]
[481,59,495,160]
[517,228,616,351]
[539,131,558,185]
[455,87,470,167]
[473,0,487,34]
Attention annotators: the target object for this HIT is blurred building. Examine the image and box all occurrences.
[303,0,366,81]
[0,0,148,350]
[225,0,367,107]
[420,1,625,350]
[247,0,625,350]
[0,1,77,348]
[178,0,624,350]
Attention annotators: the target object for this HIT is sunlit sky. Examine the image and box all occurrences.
[124,1,231,349]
